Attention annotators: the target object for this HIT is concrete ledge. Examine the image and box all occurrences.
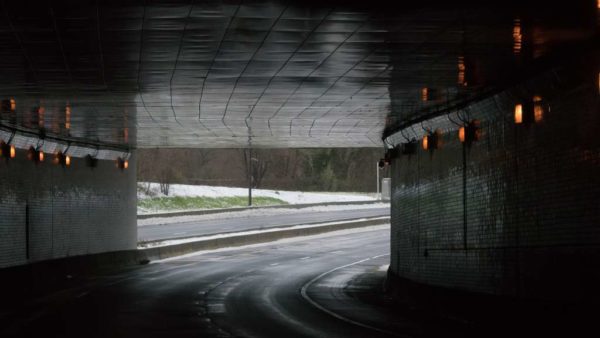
[139,217,390,261]
[138,200,386,219]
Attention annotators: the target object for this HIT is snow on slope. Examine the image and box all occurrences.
[138,182,376,204]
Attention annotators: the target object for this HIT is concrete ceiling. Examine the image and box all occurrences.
[0,0,596,149]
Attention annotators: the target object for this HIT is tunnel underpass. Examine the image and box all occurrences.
[1,0,599,336]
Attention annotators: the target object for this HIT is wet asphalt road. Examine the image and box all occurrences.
[138,207,390,242]
[1,225,416,338]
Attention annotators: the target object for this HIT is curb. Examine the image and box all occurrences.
[137,200,387,220]
[138,216,390,261]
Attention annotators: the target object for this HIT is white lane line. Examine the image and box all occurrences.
[299,256,311,260]
[76,291,90,298]
[300,253,408,337]
[207,303,226,314]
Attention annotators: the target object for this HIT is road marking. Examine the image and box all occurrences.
[378,264,390,272]
[207,303,226,314]
[300,253,409,337]
[300,256,311,260]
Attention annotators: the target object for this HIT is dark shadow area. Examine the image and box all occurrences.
[382,271,598,337]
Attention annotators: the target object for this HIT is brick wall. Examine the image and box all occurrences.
[389,61,600,303]
[0,151,137,269]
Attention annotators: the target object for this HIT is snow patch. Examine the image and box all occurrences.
[377,264,390,272]
[138,182,376,205]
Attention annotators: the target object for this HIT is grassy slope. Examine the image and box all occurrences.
[138,196,287,212]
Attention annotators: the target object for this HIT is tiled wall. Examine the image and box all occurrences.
[0,152,137,269]
[389,62,600,302]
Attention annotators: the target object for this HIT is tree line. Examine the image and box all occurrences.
[137,148,389,194]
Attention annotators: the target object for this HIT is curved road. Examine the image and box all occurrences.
[138,207,389,242]
[1,225,432,338]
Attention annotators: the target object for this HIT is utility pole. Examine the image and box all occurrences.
[376,159,386,200]
[376,161,380,200]
[248,147,252,206]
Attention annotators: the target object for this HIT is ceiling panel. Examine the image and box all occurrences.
[0,0,596,149]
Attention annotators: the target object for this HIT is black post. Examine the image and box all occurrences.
[248,148,252,206]
[462,143,468,252]
[25,202,30,260]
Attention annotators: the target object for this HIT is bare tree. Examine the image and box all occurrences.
[158,172,171,195]
[136,147,382,192]
[252,152,269,188]
[242,149,270,189]
[154,149,175,195]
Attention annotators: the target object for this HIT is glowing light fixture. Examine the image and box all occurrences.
[513,19,522,55]
[421,88,429,102]
[457,56,466,86]
[53,150,71,167]
[27,147,35,161]
[116,157,128,170]
[53,152,61,165]
[10,98,16,111]
[423,129,443,151]
[0,139,14,159]
[65,104,71,130]
[533,96,544,122]
[514,104,523,124]
[27,146,44,163]
[38,106,45,128]
[0,141,7,158]
[460,120,481,145]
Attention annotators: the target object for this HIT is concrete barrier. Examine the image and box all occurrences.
[138,200,387,219]
[139,216,390,261]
